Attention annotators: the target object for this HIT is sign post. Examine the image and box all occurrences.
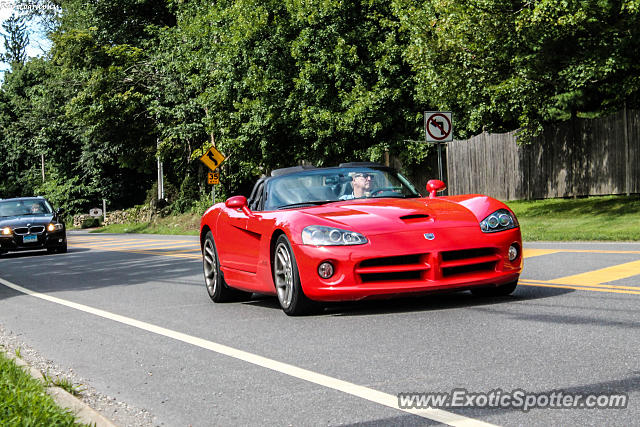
[199,146,226,204]
[424,111,453,182]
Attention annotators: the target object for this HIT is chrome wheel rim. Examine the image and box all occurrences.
[203,238,217,296]
[274,242,294,309]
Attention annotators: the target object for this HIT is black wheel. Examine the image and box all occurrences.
[47,242,67,254]
[471,280,518,297]
[202,231,250,302]
[272,234,317,316]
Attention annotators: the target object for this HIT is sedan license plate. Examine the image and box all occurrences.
[23,234,38,243]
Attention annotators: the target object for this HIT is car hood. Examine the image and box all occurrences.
[0,215,54,228]
[299,197,480,234]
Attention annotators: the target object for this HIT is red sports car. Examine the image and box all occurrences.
[200,162,522,315]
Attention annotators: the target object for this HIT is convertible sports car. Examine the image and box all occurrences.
[0,197,67,255]
[200,163,522,315]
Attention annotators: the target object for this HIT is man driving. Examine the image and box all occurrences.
[339,172,373,200]
[30,202,45,214]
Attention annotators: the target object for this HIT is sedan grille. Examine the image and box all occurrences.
[14,226,45,235]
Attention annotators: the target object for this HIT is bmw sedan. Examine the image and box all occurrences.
[0,197,67,255]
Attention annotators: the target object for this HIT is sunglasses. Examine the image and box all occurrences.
[353,173,373,179]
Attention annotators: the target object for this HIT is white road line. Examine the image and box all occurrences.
[0,277,496,427]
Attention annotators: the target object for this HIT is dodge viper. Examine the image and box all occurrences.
[200,162,522,315]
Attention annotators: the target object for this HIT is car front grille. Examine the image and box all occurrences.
[355,248,500,284]
[356,254,430,283]
[440,248,498,278]
[14,226,45,235]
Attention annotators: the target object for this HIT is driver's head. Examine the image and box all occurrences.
[351,172,373,197]
[30,202,42,213]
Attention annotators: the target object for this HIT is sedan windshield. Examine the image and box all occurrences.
[265,167,421,210]
[0,200,53,217]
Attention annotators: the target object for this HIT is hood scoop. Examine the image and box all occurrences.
[400,214,431,223]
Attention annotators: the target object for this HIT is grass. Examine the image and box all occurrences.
[90,212,200,235]
[42,371,86,397]
[507,195,640,241]
[84,195,640,241]
[0,350,83,426]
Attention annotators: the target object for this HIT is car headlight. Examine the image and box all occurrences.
[302,225,368,246]
[480,209,519,233]
[1,227,11,235]
[47,223,64,232]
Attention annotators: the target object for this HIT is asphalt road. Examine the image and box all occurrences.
[0,232,639,426]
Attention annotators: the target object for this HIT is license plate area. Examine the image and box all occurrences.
[23,234,38,243]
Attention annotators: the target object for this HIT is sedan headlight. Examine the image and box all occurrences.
[302,225,368,246]
[480,209,518,233]
[1,227,11,235]
[47,223,64,232]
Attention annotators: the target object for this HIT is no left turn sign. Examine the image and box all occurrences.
[425,111,453,142]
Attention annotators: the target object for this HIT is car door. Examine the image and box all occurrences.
[216,182,266,274]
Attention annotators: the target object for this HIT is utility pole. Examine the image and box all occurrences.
[157,138,164,200]
[41,154,45,181]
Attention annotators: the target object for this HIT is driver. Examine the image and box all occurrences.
[30,202,44,214]
[339,172,373,200]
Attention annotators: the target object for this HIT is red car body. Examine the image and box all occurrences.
[200,164,522,313]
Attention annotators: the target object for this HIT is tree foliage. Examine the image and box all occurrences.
[0,0,638,213]
[1,13,29,66]
[393,0,640,139]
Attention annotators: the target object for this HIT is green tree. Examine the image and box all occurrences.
[1,13,29,66]
[393,0,640,140]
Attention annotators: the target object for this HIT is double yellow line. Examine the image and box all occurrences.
[522,249,640,296]
[68,237,201,260]
[519,280,640,296]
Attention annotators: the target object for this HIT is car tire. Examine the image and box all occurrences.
[202,231,251,302]
[272,234,317,316]
[471,280,518,297]
[47,243,67,254]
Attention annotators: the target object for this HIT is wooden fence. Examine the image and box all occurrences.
[445,109,640,200]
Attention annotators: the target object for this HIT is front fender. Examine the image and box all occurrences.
[442,195,517,223]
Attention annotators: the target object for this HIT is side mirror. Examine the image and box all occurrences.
[225,196,253,216]
[426,180,446,198]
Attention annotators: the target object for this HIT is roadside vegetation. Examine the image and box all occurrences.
[0,350,82,426]
[91,211,200,236]
[1,0,639,220]
[508,195,640,241]
[82,194,640,241]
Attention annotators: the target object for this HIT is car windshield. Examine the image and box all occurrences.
[0,200,53,217]
[264,167,421,210]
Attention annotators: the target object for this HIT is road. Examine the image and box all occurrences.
[0,232,639,426]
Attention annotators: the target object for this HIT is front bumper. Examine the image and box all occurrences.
[292,226,522,301]
[0,230,67,253]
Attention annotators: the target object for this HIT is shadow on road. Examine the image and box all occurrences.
[0,246,201,301]
[241,285,572,316]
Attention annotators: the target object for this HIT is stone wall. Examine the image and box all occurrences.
[73,205,156,228]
